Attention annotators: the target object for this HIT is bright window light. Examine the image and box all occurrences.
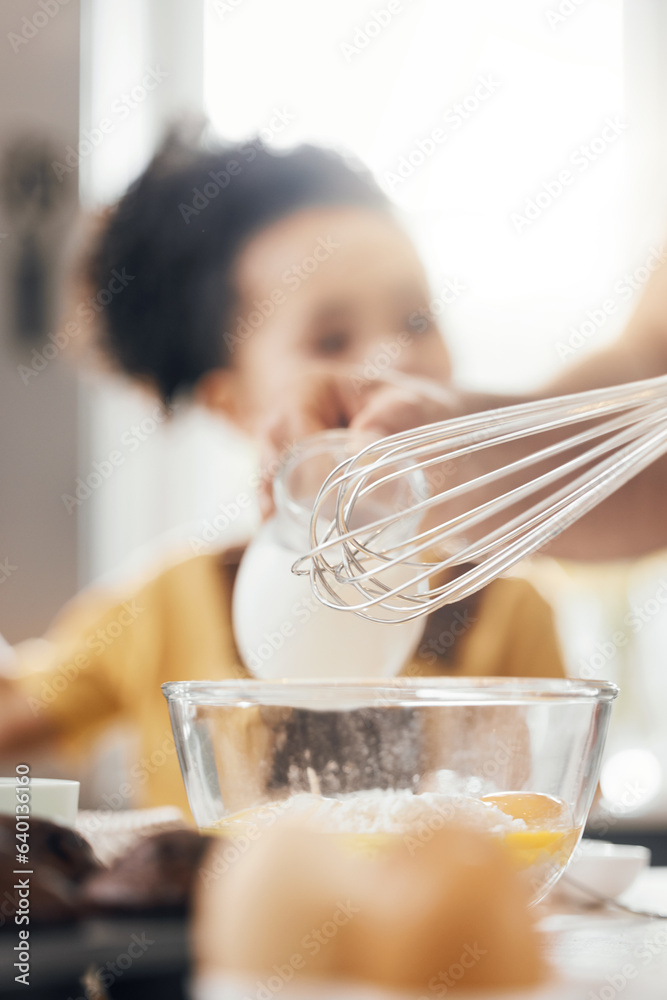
[600,748,662,815]
[205,0,627,393]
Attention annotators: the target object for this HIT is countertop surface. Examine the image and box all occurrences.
[193,869,667,1000]
[2,869,667,999]
[539,867,667,998]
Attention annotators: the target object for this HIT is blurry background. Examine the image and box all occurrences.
[2,0,667,831]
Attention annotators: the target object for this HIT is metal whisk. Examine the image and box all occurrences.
[291,376,667,623]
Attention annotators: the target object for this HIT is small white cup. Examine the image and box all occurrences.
[0,777,80,828]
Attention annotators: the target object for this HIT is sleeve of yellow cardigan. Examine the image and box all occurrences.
[9,553,239,755]
[12,580,155,746]
[452,577,567,680]
[492,578,566,679]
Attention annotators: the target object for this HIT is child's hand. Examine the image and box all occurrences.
[257,367,473,518]
[0,638,56,752]
[257,368,364,518]
[0,674,56,754]
[350,380,461,437]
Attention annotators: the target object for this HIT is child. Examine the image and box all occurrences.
[0,138,564,814]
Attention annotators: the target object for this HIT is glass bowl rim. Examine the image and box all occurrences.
[162,676,619,706]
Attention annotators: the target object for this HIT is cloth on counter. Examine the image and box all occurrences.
[76,806,187,865]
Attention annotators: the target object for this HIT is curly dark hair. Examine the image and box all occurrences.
[88,135,390,404]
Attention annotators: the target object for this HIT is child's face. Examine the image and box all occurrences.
[210,205,452,434]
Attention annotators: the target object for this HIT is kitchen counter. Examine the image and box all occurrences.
[0,915,189,1000]
[2,871,667,999]
[539,867,667,998]
[194,869,667,999]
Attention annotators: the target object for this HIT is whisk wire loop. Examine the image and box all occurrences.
[293,376,667,623]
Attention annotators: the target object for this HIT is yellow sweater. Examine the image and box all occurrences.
[15,551,564,814]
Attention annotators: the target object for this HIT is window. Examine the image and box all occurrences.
[205,0,629,390]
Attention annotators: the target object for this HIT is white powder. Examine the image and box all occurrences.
[275,788,525,837]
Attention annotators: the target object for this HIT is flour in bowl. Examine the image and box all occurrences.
[269,788,526,837]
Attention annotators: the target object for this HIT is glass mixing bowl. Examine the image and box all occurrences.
[162,677,618,903]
